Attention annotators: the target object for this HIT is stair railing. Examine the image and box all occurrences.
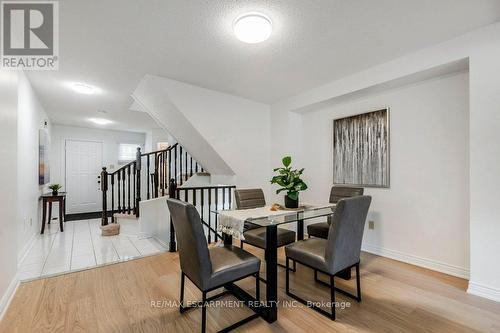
[100,143,205,226]
[169,181,235,251]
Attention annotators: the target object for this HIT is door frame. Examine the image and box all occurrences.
[63,138,104,213]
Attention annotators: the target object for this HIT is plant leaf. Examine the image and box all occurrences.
[282,156,291,167]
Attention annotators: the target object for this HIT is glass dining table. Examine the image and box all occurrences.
[212,205,337,323]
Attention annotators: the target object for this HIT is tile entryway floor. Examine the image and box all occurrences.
[18,219,167,281]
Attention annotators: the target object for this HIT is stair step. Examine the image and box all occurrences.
[113,213,138,220]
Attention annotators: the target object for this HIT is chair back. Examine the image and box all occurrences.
[329,186,364,204]
[235,189,266,209]
[167,198,212,289]
[325,196,371,274]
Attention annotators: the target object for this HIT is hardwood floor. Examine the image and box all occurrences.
[1,247,500,333]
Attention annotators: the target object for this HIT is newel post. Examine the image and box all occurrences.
[101,167,109,226]
[168,178,178,252]
[135,147,142,217]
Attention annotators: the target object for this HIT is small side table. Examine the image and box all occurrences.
[41,192,66,234]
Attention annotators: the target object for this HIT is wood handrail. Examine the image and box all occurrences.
[177,185,236,190]
[100,143,204,226]
[140,143,178,157]
[109,144,178,176]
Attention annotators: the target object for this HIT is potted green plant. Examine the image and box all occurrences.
[49,184,62,196]
[270,156,308,208]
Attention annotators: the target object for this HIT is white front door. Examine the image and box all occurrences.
[65,140,103,214]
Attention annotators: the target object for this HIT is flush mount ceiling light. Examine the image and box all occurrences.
[70,82,98,95]
[233,12,272,44]
[88,118,112,125]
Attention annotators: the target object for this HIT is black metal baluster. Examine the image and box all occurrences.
[222,187,226,210]
[117,171,121,213]
[136,147,141,218]
[101,168,108,225]
[174,145,178,186]
[122,169,126,212]
[228,187,232,210]
[190,157,193,177]
[163,151,167,196]
[208,188,212,243]
[132,162,136,214]
[168,179,177,252]
[155,153,160,198]
[179,146,183,185]
[168,150,172,194]
[127,165,131,214]
[215,188,219,241]
[158,152,162,196]
[147,155,150,200]
[201,189,206,242]
[195,162,199,173]
[111,173,115,221]
[184,151,188,181]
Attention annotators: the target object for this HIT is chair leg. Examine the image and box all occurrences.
[285,257,290,294]
[355,262,361,302]
[240,240,243,249]
[330,275,336,321]
[285,258,336,320]
[201,291,207,333]
[179,272,185,313]
[255,272,260,302]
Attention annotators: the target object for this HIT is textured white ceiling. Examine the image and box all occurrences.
[27,0,500,131]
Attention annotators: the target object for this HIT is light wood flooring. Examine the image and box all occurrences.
[1,246,500,333]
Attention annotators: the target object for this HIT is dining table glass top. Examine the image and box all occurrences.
[212,204,336,227]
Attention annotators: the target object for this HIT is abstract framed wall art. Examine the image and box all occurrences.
[333,108,390,188]
[39,128,50,185]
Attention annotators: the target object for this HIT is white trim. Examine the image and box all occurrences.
[62,137,104,191]
[17,232,37,264]
[0,274,20,321]
[63,139,104,214]
[361,243,470,279]
[467,281,500,303]
[153,236,169,250]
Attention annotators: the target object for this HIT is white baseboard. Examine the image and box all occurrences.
[153,236,170,250]
[0,274,20,321]
[17,232,37,265]
[362,243,470,279]
[467,281,500,303]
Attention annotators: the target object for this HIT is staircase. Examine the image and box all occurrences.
[99,143,236,252]
[99,143,204,225]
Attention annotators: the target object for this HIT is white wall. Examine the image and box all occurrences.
[17,72,51,259]
[298,72,470,277]
[133,76,235,177]
[0,70,19,316]
[271,22,500,301]
[145,128,172,152]
[174,83,271,193]
[134,76,271,195]
[50,125,146,189]
[0,71,53,315]
[468,42,500,300]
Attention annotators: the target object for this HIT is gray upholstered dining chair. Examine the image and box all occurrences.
[285,195,371,320]
[307,186,364,239]
[235,189,296,253]
[235,188,297,273]
[167,198,261,333]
